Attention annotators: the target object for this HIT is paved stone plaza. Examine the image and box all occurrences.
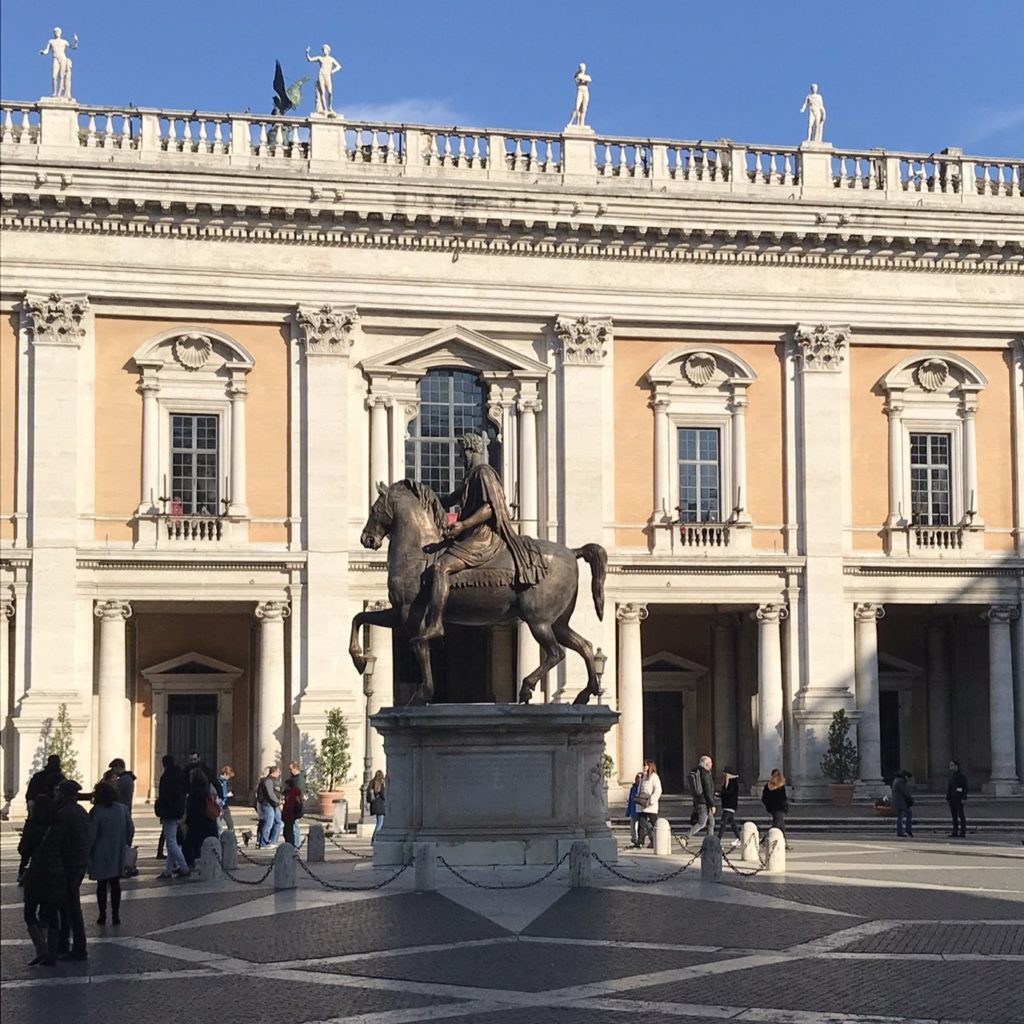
[3,823,1022,1024]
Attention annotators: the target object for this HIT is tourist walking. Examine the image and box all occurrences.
[55,780,90,959]
[761,768,790,848]
[286,761,308,849]
[20,795,68,967]
[717,767,742,847]
[684,755,716,843]
[217,765,236,832]
[892,769,915,838]
[183,770,219,868]
[281,777,303,847]
[155,754,189,879]
[626,771,642,848]
[635,760,662,849]
[947,760,968,837]
[367,769,386,842]
[89,781,133,925]
[256,766,282,847]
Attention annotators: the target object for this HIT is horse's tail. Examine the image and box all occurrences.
[574,544,607,621]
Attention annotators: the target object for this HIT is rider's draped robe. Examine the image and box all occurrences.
[447,463,547,587]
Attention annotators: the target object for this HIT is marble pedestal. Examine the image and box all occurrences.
[370,704,619,866]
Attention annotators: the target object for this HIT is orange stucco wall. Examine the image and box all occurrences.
[849,346,1014,553]
[93,318,289,541]
[614,340,785,549]
[0,316,16,540]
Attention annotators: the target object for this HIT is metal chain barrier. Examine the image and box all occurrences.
[326,833,373,860]
[211,847,276,886]
[721,838,777,877]
[236,845,274,867]
[592,846,700,884]
[436,852,570,890]
[295,854,411,891]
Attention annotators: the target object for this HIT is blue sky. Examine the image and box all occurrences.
[2,1,1021,155]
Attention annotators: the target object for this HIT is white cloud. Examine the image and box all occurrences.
[343,99,467,126]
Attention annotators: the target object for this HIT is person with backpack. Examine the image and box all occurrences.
[634,760,662,849]
[255,765,282,848]
[946,760,968,837]
[683,755,716,844]
[717,766,742,848]
[625,771,643,848]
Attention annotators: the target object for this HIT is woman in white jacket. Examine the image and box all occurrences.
[635,760,662,849]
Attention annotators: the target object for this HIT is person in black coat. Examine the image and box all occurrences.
[183,770,218,868]
[24,755,63,815]
[717,767,742,846]
[55,780,90,959]
[19,795,69,967]
[761,768,790,849]
[155,755,189,878]
[946,760,968,837]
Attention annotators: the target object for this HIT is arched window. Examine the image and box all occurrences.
[405,369,491,497]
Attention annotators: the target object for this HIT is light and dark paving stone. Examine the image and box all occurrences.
[1,975,459,1023]
[523,888,856,948]
[171,892,510,961]
[429,1010,725,1024]
[306,937,729,992]
[720,880,1024,920]
[1,943,194,982]
[619,958,1024,1023]
[844,921,1024,955]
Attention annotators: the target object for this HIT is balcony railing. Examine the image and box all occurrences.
[162,513,223,543]
[679,522,731,549]
[2,99,1019,205]
[913,524,964,551]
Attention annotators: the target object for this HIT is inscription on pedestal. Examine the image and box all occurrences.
[437,751,554,822]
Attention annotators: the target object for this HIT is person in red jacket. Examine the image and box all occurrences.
[281,777,302,848]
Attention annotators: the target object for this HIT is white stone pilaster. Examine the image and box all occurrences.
[652,396,670,521]
[94,600,131,773]
[926,618,952,786]
[712,617,737,771]
[367,394,391,500]
[960,401,982,525]
[0,598,13,799]
[256,601,290,771]
[853,603,884,787]
[730,391,751,523]
[884,394,905,526]
[755,603,787,786]
[984,605,1020,793]
[616,603,647,785]
[137,374,160,512]
[517,393,541,536]
[227,377,249,516]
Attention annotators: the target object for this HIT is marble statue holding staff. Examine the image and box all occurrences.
[305,44,342,115]
[568,63,592,128]
[40,27,78,100]
[800,83,826,143]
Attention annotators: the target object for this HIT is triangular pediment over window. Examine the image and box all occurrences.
[361,324,548,380]
[142,651,242,678]
[642,651,708,675]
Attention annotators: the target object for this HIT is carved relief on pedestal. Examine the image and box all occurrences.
[553,315,612,366]
[794,323,850,372]
[295,304,359,356]
[22,292,89,346]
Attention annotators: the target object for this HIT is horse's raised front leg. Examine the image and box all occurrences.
[348,605,400,675]
[551,617,599,706]
[518,620,565,704]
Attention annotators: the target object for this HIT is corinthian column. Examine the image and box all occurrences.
[517,393,541,536]
[755,603,788,785]
[95,600,132,773]
[1,598,13,796]
[137,373,161,512]
[853,603,884,786]
[616,603,648,785]
[984,605,1020,793]
[255,601,290,772]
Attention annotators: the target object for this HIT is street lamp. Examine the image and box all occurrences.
[359,650,377,826]
[593,646,607,704]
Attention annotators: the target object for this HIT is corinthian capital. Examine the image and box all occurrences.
[295,304,359,356]
[23,293,90,347]
[553,315,612,366]
[794,323,850,372]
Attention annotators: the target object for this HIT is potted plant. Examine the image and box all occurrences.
[874,794,896,817]
[820,709,859,806]
[311,708,352,817]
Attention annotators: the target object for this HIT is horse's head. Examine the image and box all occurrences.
[360,481,393,550]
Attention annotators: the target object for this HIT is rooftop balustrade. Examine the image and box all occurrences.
[1,98,1020,205]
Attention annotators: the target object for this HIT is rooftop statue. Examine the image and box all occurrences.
[349,433,607,707]
[305,43,342,116]
[800,83,827,144]
[40,27,78,100]
[271,61,309,117]
[568,62,592,128]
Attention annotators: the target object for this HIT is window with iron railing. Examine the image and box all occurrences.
[170,413,219,515]
[677,427,721,523]
[909,431,951,526]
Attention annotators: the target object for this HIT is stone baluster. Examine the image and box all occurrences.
[85,113,97,147]
[121,113,132,149]
[19,109,32,145]
[2,108,13,144]
[213,120,224,155]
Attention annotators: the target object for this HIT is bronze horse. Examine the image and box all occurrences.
[348,480,607,706]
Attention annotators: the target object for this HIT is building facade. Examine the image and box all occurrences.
[1,96,1022,810]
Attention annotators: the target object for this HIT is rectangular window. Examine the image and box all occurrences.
[170,413,219,515]
[909,432,951,526]
[677,427,720,522]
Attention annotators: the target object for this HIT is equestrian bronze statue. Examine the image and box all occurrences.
[348,433,606,706]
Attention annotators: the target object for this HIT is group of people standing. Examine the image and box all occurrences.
[253,761,308,849]
[17,754,135,967]
[626,756,791,851]
[889,760,970,839]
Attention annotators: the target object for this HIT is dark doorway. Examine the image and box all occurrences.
[167,694,217,768]
[643,691,685,792]
[879,689,901,783]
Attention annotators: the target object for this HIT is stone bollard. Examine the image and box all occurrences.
[273,842,298,889]
[219,830,238,870]
[197,836,222,881]
[413,842,436,892]
[653,817,672,856]
[700,835,722,882]
[741,821,760,863]
[766,827,786,874]
[569,840,591,888]
[306,824,326,863]
[331,799,349,833]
